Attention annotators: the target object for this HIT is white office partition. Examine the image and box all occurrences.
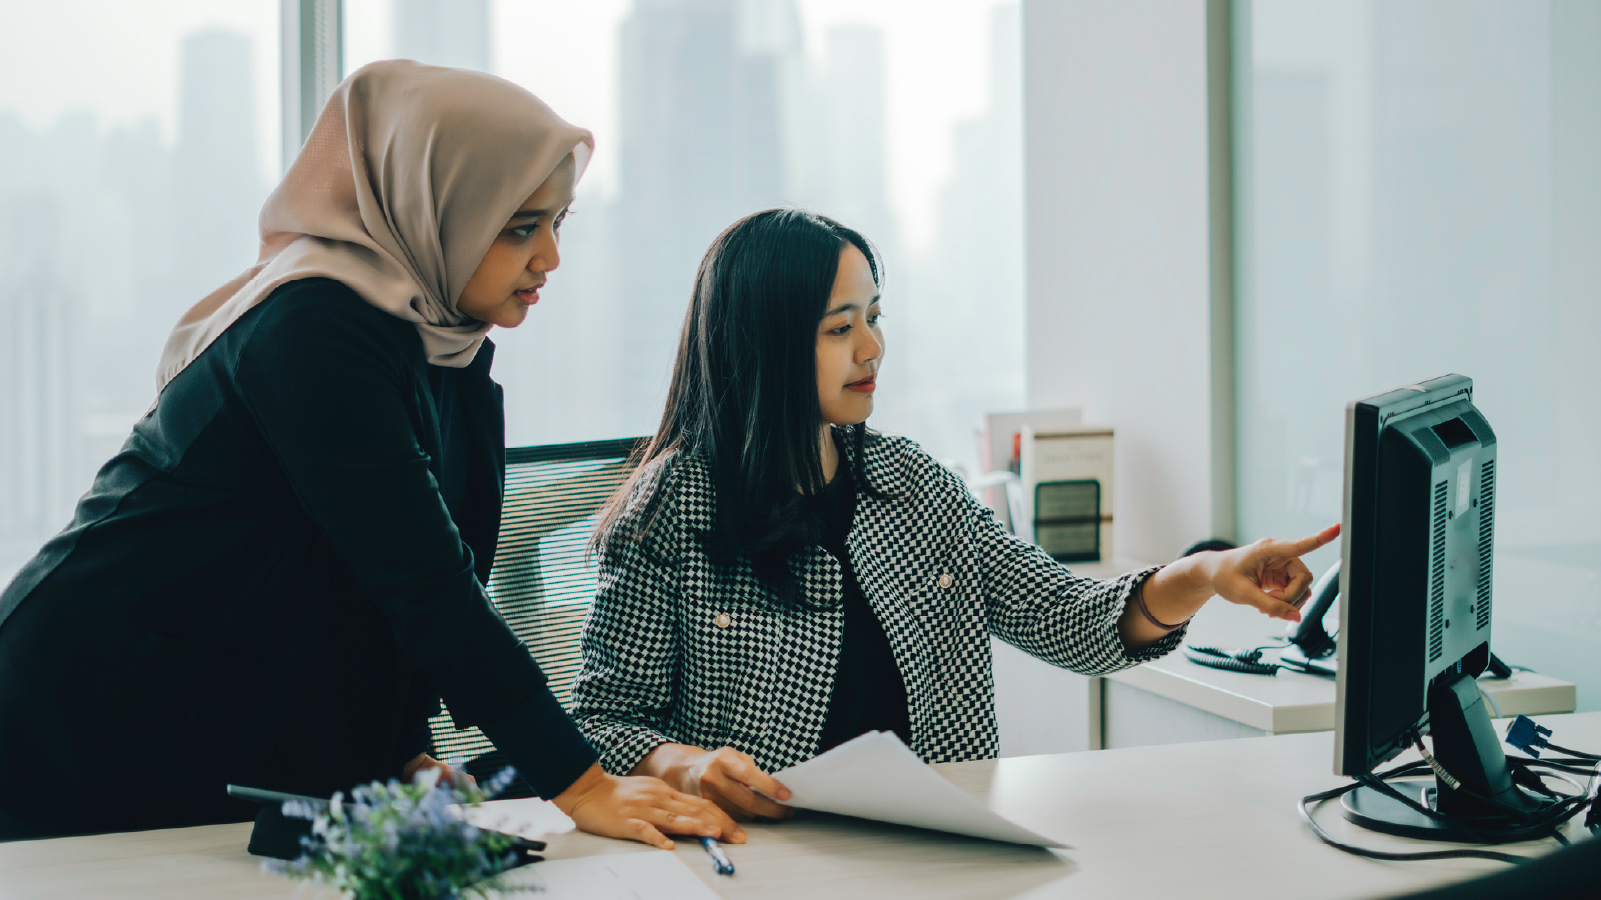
[1022,0,1224,565]
[1235,0,1601,709]
[1015,0,1225,754]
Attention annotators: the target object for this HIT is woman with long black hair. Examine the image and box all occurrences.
[572,209,1339,818]
[0,61,739,848]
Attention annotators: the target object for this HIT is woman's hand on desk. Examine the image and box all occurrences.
[403,753,477,790]
[552,761,745,849]
[632,743,794,821]
[1123,523,1340,651]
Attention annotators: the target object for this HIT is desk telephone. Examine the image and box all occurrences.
[1183,560,1514,679]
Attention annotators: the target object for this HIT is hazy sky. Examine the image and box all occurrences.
[2,0,1013,249]
[0,0,283,181]
[351,0,1017,247]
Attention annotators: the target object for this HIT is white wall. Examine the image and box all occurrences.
[994,0,1221,756]
[1021,0,1221,563]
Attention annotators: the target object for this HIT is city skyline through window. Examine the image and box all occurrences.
[0,0,1023,583]
[0,1,281,578]
[346,0,1025,467]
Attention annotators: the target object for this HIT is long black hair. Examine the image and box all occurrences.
[595,209,882,606]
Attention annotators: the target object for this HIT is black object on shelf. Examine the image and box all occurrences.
[1034,479,1102,562]
[1178,538,1237,557]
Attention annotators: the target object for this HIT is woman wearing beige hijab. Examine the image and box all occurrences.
[0,61,740,849]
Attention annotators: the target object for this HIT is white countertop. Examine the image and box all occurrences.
[1106,588,1576,732]
[9,713,1599,900]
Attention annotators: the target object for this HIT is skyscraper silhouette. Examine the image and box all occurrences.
[791,25,894,250]
[898,3,1023,469]
[0,191,75,543]
[609,0,801,421]
[393,0,492,71]
[173,30,263,309]
[0,27,266,560]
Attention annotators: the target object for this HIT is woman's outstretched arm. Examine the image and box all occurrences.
[975,509,1180,674]
[1119,524,1340,651]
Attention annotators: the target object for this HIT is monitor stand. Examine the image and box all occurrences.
[1341,672,1555,843]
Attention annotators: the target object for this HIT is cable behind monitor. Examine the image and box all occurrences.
[1300,718,1601,864]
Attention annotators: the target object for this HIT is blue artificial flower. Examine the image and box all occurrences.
[261,763,525,899]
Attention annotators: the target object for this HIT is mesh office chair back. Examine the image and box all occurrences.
[426,437,646,781]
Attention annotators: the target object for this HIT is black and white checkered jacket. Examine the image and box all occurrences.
[570,430,1185,776]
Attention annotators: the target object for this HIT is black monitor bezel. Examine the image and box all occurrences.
[1333,374,1479,777]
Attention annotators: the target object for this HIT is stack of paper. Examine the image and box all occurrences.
[769,731,1065,847]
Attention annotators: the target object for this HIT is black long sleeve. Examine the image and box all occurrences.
[235,288,544,728]
[478,690,600,798]
[0,279,604,835]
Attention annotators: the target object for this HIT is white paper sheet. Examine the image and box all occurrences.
[495,850,721,900]
[769,731,1065,847]
[461,796,577,840]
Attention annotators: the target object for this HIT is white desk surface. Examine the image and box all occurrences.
[1101,575,1576,734]
[5,711,1598,900]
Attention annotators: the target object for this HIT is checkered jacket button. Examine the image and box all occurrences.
[938,574,953,589]
[715,612,732,628]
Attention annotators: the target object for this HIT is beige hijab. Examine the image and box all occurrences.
[157,60,594,390]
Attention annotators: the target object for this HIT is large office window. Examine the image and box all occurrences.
[0,1,280,577]
[344,0,1024,463]
[0,1,1022,581]
[1235,0,1601,706]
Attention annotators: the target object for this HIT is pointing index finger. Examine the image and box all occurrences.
[1284,523,1340,557]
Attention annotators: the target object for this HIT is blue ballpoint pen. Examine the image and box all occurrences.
[699,836,735,876]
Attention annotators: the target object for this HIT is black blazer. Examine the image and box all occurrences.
[0,278,592,838]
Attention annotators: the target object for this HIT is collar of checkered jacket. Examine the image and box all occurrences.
[570,428,1181,776]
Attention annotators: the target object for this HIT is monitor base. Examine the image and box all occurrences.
[1341,778,1560,844]
[1342,780,1453,841]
